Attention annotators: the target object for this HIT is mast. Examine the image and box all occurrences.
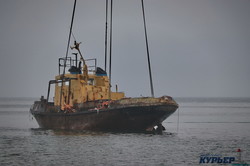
[141,0,155,98]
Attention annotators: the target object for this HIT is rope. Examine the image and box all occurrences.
[72,31,77,41]
[177,108,180,134]
[141,0,155,98]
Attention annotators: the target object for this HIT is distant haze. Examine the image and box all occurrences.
[0,0,249,98]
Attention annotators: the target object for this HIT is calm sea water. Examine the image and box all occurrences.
[0,97,249,166]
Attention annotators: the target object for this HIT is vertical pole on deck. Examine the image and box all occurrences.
[47,81,51,103]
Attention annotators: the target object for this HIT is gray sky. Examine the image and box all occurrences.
[0,0,249,98]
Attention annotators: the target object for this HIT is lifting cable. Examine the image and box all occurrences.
[59,0,77,109]
[104,0,109,72]
[108,0,113,99]
[141,0,155,98]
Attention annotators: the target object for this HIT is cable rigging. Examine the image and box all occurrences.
[141,0,155,98]
[104,0,109,72]
[60,0,77,108]
[108,0,113,99]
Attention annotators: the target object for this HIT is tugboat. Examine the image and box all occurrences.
[30,0,178,133]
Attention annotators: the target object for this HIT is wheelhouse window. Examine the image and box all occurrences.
[88,79,94,85]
